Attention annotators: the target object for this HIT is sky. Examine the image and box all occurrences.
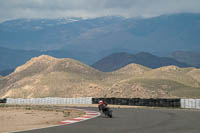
[0,0,200,22]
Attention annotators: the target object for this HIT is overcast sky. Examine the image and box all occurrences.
[0,0,200,22]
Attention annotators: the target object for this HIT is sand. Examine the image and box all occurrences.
[0,106,84,133]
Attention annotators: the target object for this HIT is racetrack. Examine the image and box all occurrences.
[16,107,200,133]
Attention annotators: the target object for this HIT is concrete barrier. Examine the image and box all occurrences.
[181,99,200,109]
[6,97,92,105]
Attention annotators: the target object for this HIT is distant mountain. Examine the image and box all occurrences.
[0,47,41,71]
[1,13,200,72]
[0,46,101,73]
[0,18,81,50]
[0,17,124,51]
[0,13,200,57]
[170,51,200,68]
[0,47,196,77]
[1,55,200,98]
[61,13,200,56]
[0,68,14,76]
[92,52,191,72]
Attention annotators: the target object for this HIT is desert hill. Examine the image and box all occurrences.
[186,69,200,83]
[112,63,151,76]
[141,66,200,88]
[0,55,200,98]
[105,65,200,98]
[0,55,107,98]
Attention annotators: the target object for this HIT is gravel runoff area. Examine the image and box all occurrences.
[0,104,85,133]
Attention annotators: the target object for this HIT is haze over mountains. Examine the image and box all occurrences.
[0,13,200,66]
[0,55,200,98]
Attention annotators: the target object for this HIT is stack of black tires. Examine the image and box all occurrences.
[0,98,7,103]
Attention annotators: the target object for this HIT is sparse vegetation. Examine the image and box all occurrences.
[0,55,200,98]
[0,104,85,133]
[0,104,85,118]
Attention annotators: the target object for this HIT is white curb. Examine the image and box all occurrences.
[60,109,101,125]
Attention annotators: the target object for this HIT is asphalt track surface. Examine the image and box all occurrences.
[17,107,200,133]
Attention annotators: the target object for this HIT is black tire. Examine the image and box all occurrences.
[103,107,112,118]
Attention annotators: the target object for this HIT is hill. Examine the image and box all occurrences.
[112,63,151,76]
[141,66,199,87]
[186,69,200,83]
[1,55,200,99]
[170,51,200,68]
[92,52,191,72]
[110,65,200,98]
[0,55,108,98]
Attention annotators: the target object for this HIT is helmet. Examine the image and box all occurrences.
[99,100,103,105]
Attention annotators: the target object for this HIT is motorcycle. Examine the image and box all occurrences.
[102,106,113,118]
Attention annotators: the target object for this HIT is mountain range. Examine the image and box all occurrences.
[0,55,200,98]
[0,46,199,75]
[0,46,196,75]
[0,13,200,64]
[0,13,200,71]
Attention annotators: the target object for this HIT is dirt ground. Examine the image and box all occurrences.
[0,105,84,133]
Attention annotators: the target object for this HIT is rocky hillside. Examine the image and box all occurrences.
[0,55,200,98]
[0,55,107,98]
[92,52,191,72]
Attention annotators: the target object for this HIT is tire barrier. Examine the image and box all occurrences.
[6,97,92,105]
[92,98,181,108]
[0,98,7,103]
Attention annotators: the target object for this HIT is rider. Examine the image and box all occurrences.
[98,100,108,113]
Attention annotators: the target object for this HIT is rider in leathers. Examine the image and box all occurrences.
[98,100,108,113]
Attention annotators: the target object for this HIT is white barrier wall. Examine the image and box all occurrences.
[181,99,200,109]
[5,98,200,109]
[6,97,92,105]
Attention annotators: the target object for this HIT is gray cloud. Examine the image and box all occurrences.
[0,0,200,22]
